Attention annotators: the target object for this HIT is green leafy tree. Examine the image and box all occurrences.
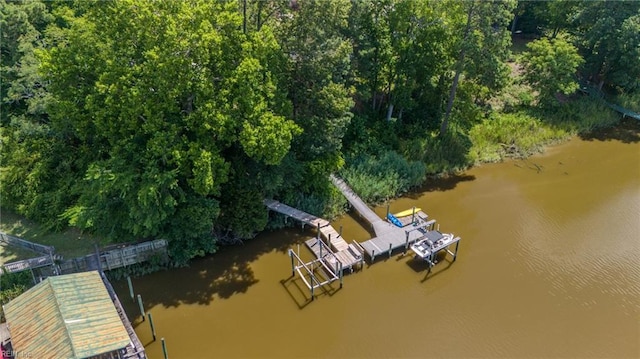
[572,1,640,91]
[34,0,299,262]
[522,37,584,105]
[440,0,516,134]
[276,0,354,192]
[0,0,67,226]
[349,0,450,127]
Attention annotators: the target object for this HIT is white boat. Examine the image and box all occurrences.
[410,230,458,262]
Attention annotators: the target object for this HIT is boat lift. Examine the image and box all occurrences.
[410,231,461,272]
[288,244,343,301]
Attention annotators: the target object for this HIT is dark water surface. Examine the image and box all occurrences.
[115,124,640,358]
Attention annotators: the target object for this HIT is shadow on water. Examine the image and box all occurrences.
[113,227,307,310]
[403,251,455,282]
[579,117,640,144]
[280,274,342,309]
[402,174,476,200]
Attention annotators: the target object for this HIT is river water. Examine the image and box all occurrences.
[115,123,640,358]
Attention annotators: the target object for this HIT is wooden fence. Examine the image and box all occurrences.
[2,255,54,273]
[0,232,55,256]
[58,239,168,274]
[1,238,168,278]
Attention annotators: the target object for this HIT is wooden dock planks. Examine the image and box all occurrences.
[265,199,351,253]
[304,238,361,272]
[330,175,392,236]
[359,226,425,259]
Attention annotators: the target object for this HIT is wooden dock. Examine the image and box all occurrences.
[264,199,362,270]
[330,175,450,261]
[358,219,437,260]
[329,175,397,236]
[304,238,363,272]
[270,175,462,301]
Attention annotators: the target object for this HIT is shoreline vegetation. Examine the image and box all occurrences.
[0,100,625,263]
[2,1,638,274]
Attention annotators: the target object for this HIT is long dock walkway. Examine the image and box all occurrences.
[330,175,439,261]
[329,175,395,236]
[579,83,640,121]
[264,199,360,269]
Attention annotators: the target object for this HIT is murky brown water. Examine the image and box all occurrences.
[115,123,640,358]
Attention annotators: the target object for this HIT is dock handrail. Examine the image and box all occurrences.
[351,241,365,255]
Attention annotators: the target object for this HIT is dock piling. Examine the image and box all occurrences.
[148,312,157,341]
[310,271,314,301]
[411,207,416,224]
[161,337,169,359]
[339,262,344,288]
[339,225,343,237]
[388,243,392,258]
[453,241,460,262]
[404,231,409,254]
[137,294,145,321]
[127,276,134,301]
[289,250,294,277]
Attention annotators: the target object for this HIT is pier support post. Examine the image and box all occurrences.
[161,337,169,359]
[404,231,409,254]
[148,312,157,341]
[339,225,343,237]
[388,243,392,258]
[453,241,460,262]
[289,250,294,277]
[137,294,145,321]
[371,249,375,262]
[386,205,390,218]
[339,262,344,288]
[127,276,134,302]
[411,207,416,224]
[310,275,314,301]
[317,224,320,240]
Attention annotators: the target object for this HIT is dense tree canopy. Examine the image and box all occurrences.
[1,0,636,265]
[522,37,584,104]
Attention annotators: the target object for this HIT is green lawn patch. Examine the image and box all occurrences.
[0,208,108,259]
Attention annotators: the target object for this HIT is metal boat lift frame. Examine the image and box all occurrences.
[288,244,343,301]
[412,235,461,273]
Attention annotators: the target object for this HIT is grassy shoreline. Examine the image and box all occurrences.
[0,208,108,262]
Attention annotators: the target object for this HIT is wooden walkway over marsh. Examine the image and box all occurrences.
[330,175,439,261]
[329,175,397,236]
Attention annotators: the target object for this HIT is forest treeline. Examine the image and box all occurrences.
[2,0,638,265]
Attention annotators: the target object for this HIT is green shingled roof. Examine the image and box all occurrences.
[3,271,131,359]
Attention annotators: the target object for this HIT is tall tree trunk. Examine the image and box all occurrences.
[510,15,518,34]
[242,0,247,34]
[441,61,463,134]
[386,103,394,122]
[441,2,475,135]
[257,1,262,30]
